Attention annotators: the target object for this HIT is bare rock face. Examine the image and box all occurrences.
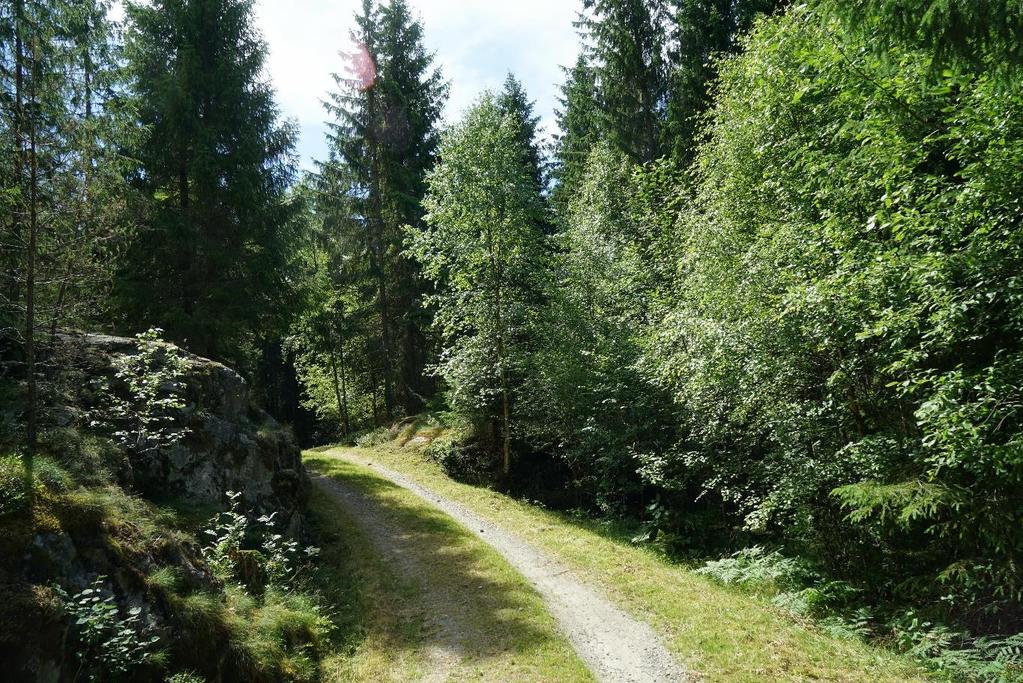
[55,332,308,529]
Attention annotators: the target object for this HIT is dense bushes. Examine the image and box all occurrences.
[646,3,1023,618]
[404,0,1023,675]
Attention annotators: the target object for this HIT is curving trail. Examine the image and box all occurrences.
[317,449,690,683]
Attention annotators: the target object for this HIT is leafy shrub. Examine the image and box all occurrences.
[0,453,28,517]
[261,513,320,588]
[201,491,319,592]
[201,491,249,580]
[54,576,163,680]
[93,328,190,457]
[427,428,497,485]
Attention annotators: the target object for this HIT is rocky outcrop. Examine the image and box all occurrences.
[0,332,312,681]
[54,332,308,529]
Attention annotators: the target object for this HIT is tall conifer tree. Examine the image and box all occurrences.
[117,0,297,366]
[497,72,546,192]
[320,0,446,419]
[551,55,600,216]
[665,0,779,162]
[1,0,130,476]
[579,0,670,164]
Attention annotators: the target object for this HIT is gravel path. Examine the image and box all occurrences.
[312,473,464,681]
[321,450,690,683]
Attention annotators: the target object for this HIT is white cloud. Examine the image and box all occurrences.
[254,0,583,169]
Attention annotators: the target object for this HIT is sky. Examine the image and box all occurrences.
[110,1,583,171]
[256,0,584,170]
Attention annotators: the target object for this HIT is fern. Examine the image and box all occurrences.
[831,479,957,528]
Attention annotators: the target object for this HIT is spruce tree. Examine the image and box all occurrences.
[319,0,446,419]
[830,0,1023,68]
[497,72,546,192]
[551,55,600,216]
[579,0,670,164]
[665,0,779,162]
[117,0,297,367]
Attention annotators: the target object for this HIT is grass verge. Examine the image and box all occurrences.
[307,446,930,683]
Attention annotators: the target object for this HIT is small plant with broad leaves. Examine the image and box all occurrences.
[201,490,249,579]
[166,673,205,683]
[259,511,320,587]
[201,491,319,592]
[92,328,190,457]
[54,576,162,681]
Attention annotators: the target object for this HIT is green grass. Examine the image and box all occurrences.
[307,454,593,682]
[307,446,932,683]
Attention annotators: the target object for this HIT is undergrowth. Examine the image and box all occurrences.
[0,427,344,682]
[696,546,1023,682]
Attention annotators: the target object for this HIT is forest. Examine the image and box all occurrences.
[2,0,1022,681]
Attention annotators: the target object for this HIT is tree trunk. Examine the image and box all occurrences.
[50,31,94,341]
[24,34,40,489]
[336,320,352,434]
[328,337,351,436]
[486,218,511,476]
[10,0,24,308]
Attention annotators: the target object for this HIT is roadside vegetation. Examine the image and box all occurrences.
[0,442,336,681]
[3,0,1021,680]
[0,332,336,681]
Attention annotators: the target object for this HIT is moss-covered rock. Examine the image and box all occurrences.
[54,332,308,532]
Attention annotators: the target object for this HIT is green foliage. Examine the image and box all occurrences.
[551,55,600,216]
[696,546,812,593]
[201,491,319,592]
[889,616,1023,682]
[201,491,249,581]
[832,480,957,527]
[54,576,163,681]
[426,424,496,485]
[665,0,781,161]
[497,72,548,193]
[0,453,28,516]
[409,93,549,471]
[117,0,298,367]
[579,0,671,163]
[313,0,449,421]
[166,673,205,683]
[1,0,136,335]
[1,452,80,516]
[96,328,190,457]
[239,589,333,681]
[826,0,1023,69]
[642,1,1023,613]
[353,427,392,448]
[526,143,678,510]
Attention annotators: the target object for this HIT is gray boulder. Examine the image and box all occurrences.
[54,331,308,530]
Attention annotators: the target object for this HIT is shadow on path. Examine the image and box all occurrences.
[310,457,587,681]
